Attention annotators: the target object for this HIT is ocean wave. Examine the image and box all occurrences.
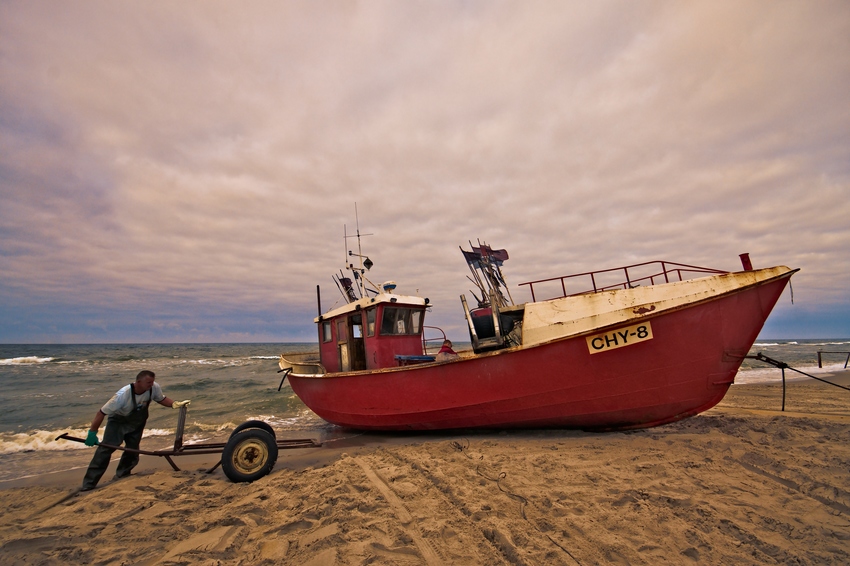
[0,429,91,454]
[180,358,257,367]
[185,359,228,365]
[247,412,330,431]
[0,356,55,365]
[0,414,328,456]
[0,427,210,455]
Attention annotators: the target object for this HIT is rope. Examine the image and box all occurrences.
[475,465,529,520]
[749,353,850,392]
[787,366,850,391]
[450,439,474,459]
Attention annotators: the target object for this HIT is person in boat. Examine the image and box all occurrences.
[435,340,460,362]
[81,370,190,491]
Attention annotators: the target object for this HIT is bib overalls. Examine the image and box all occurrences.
[82,385,151,490]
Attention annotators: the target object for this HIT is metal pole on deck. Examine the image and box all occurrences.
[781,367,786,412]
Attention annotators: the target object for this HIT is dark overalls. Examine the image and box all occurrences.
[82,385,151,490]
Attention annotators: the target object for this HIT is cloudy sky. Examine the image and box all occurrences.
[2,1,848,343]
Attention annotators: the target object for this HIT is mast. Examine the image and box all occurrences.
[336,203,375,302]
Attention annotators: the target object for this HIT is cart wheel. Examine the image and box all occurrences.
[229,420,276,440]
[222,429,278,483]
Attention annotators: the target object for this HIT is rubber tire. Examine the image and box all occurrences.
[229,420,276,440]
[221,428,278,483]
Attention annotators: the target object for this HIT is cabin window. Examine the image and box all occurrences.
[380,307,423,335]
[365,308,376,336]
[322,321,332,343]
[336,320,347,341]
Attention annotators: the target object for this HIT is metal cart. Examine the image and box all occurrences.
[57,405,321,483]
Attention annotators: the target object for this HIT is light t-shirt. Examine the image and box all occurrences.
[101,383,165,417]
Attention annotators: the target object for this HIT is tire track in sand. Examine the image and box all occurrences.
[385,445,580,565]
[352,456,443,566]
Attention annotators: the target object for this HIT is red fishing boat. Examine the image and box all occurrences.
[279,229,796,431]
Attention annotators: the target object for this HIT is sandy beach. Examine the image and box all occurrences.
[2,371,849,565]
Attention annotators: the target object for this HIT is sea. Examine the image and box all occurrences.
[1,339,848,484]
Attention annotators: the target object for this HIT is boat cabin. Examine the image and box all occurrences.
[316,293,431,372]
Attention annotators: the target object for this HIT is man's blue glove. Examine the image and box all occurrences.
[85,430,99,446]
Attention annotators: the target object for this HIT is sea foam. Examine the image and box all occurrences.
[0,356,54,365]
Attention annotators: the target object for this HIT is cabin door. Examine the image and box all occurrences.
[337,314,366,372]
[336,319,350,371]
[348,314,367,371]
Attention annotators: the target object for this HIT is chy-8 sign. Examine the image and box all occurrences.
[586,321,653,354]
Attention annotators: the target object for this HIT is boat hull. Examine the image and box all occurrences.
[287,270,793,431]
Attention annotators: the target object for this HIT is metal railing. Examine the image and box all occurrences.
[817,350,850,369]
[518,260,728,302]
[422,325,447,355]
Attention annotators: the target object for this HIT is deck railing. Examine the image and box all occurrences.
[518,260,728,302]
[422,325,447,355]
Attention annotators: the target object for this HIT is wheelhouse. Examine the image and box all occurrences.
[316,293,430,372]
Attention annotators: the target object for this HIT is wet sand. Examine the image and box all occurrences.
[2,371,849,565]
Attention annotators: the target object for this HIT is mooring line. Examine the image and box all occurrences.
[749,353,850,391]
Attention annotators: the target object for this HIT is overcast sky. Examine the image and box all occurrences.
[1,1,848,344]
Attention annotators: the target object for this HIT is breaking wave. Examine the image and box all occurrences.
[1,356,55,365]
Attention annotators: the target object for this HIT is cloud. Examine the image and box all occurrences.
[1,1,848,342]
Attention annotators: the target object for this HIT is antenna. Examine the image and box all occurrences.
[344,202,374,297]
